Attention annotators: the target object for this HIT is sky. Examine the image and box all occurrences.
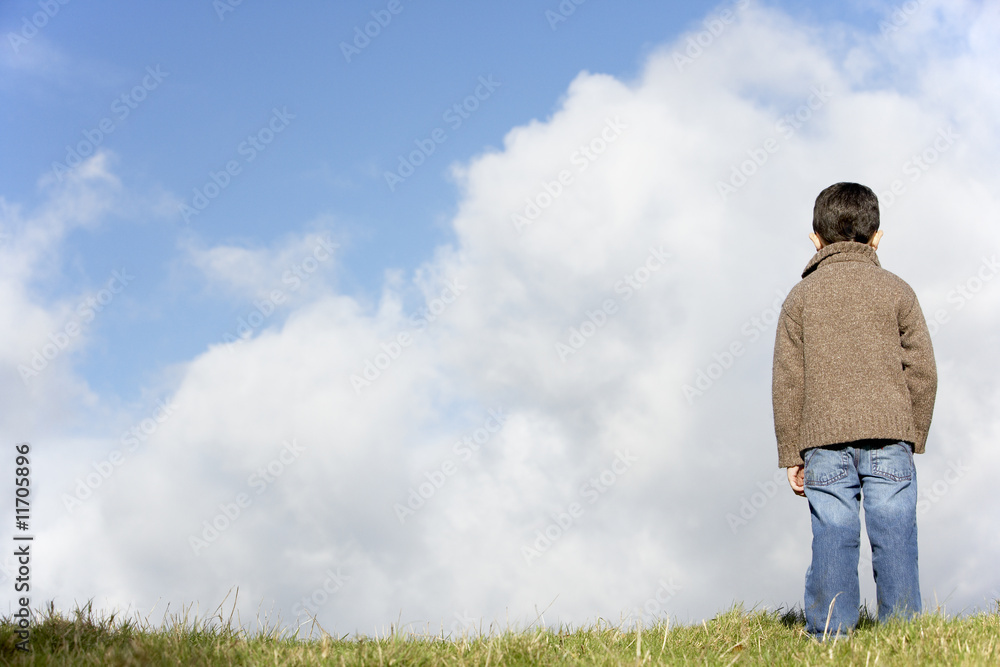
[2,0,1000,637]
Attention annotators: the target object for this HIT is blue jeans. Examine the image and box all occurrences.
[803,440,920,638]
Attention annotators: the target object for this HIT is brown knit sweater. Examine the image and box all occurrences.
[772,241,937,468]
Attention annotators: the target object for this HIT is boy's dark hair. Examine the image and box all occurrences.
[812,182,880,244]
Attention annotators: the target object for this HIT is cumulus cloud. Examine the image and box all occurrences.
[11,0,1000,633]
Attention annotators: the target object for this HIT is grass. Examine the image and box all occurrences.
[2,599,999,665]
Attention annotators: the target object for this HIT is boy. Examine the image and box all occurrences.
[771,182,937,639]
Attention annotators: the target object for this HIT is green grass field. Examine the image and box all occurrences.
[2,600,998,665]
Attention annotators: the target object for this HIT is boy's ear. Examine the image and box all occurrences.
[809,232,824,251]
[869,230,883,250]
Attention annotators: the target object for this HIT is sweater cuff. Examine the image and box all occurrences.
[778,445,803,468]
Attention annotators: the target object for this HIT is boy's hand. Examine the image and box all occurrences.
[787,465,805,497]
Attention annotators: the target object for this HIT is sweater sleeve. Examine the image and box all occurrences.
[772,301,805,467]
[899,292,937,452]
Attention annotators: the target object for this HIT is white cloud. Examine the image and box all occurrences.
[0,152,125,435]
[185,222,342,303]
[15,0,1000,633]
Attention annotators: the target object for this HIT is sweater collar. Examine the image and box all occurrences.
[801,241,880,278]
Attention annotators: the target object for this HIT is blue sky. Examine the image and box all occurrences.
[3,0,1000,636]
[1,0,889,404]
